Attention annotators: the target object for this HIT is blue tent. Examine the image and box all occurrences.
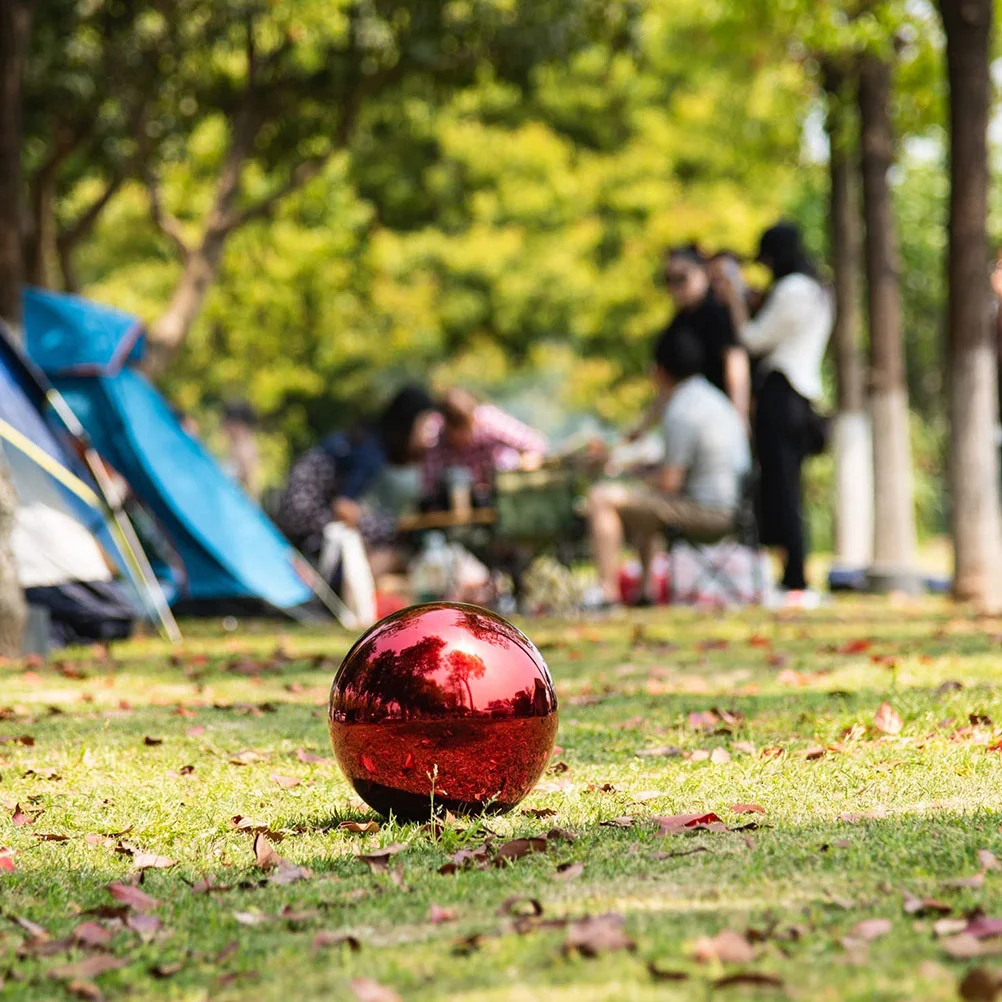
[22,288,321,616]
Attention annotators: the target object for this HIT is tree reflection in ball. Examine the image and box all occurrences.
[328,603,558,821]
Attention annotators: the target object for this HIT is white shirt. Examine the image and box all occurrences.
[739,274,832,401]
[661,376,751,512]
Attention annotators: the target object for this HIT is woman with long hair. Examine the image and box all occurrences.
[718,222,833,599]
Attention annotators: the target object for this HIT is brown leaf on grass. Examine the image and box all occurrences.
[150,962,184,979]
[521,808,557,819]
[269,859,313,886]
[692,930,755,965]
[847,918,892,942]
[312,932,361,951]
[429,904,457,924]
[142,736,163,747]
[0,849,15,872]
[942,934,1002,959]
[359,842,408,872]
[903,893,952,917]
[0,734,35,746]
[229,749,265,765]
[599,816,635,828]
[126,913,162,942]
[495,837,548,864]
[49,956,128,981]
[107,882,160,913]
[338,821,380,834]
[229,815,283,840]
[188,874,232,895]
[351,977,402,1002]
[234,911,271,926]
[980,850,1002,872]
[873,702,903,735]
[10,914,50,940]
[688,710,720,732]
[712,972,785,990]
[655,813,725,836]
[295,749,331,765]
[562,914,635,957]
[253,833,283,870]
[933,918,970,938]
[66,980,102,1001]
[498,897,544,918]
[959,968,1001,1001]
[23,767,60,781]
[72,922,111,948]
[710,748,731,764]
[554,862,585,881]
[11,803,40,826]
[944,874,986,891]
[34,832,69,843]
[731,804,766,815]
[270,774,301,790]
[132,851,176,871]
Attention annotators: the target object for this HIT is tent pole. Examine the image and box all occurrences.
[45,390,182,644]
[294,557,359,631]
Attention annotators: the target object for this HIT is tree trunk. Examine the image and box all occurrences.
[857,53,919,591]
[145,238,227,378]
[825,63,873,573]
[0,0,32,655]
[938,0,1002,609]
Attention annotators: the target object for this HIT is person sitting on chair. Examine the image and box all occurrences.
[587,325,751,606]
[421,388,548,507]
[277,385,437,625]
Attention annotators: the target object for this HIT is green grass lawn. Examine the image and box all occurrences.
[3,599,1002,1001]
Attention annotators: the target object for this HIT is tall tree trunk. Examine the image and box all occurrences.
[938,0,1002,609]
[857,53,919,592]
[0,0,33,655]
[825,63,873,573]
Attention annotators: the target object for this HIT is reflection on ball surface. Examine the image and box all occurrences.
[328,603,558,820]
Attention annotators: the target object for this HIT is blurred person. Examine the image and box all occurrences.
[421,388,548,504]
[278,385,437,623]
[587,326,751,606]
[221,400,261,499]
[718,221,832,600]
[628,246,750,442]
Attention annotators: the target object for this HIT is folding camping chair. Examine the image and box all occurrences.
[664,470,765,606]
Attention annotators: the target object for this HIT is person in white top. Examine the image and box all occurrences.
[716,222,833,595]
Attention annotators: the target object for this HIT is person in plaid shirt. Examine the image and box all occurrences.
[422,389,548,499]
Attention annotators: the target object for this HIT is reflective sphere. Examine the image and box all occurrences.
[329,603,558,820]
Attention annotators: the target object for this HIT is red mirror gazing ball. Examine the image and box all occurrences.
[328,603,558,821]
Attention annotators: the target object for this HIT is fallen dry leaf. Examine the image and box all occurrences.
[692,930,755,965]
[48,956,128,981]
[942,934,1002,960]
[311,931,360,951]
[72,922,111,949]
[980,850,1002,872]
[107,882,160,913]
[554,862,585,881]
[359,843,408,872]
[563,914,635,957]
[351,977,402,1002]
[132,851,176,871]
[873,702,904,736]
[142,736,163,747]
[731,804,766,815]
[338,821,380,834]
[599,816,635,828]
[126,913,162,942]
[495,837,548,864]
[429,904,457,924]
[253,833,283,870]
[709,748,731,764]
[270,774,301,790]
[295,749,331,765]
[944,873,986,891]
[269,859,312,886]
[903,893,952,917]
[648,961,690,982]
[848,918,892,942]
[655,812,723,835]
[11,803,40,827]
[10,914,49,940]
[958,968,1001,1001]
[713,972,785,990]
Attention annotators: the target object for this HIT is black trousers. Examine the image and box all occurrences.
[754,371,812,591]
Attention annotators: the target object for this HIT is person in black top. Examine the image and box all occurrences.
[629,246,750,440]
